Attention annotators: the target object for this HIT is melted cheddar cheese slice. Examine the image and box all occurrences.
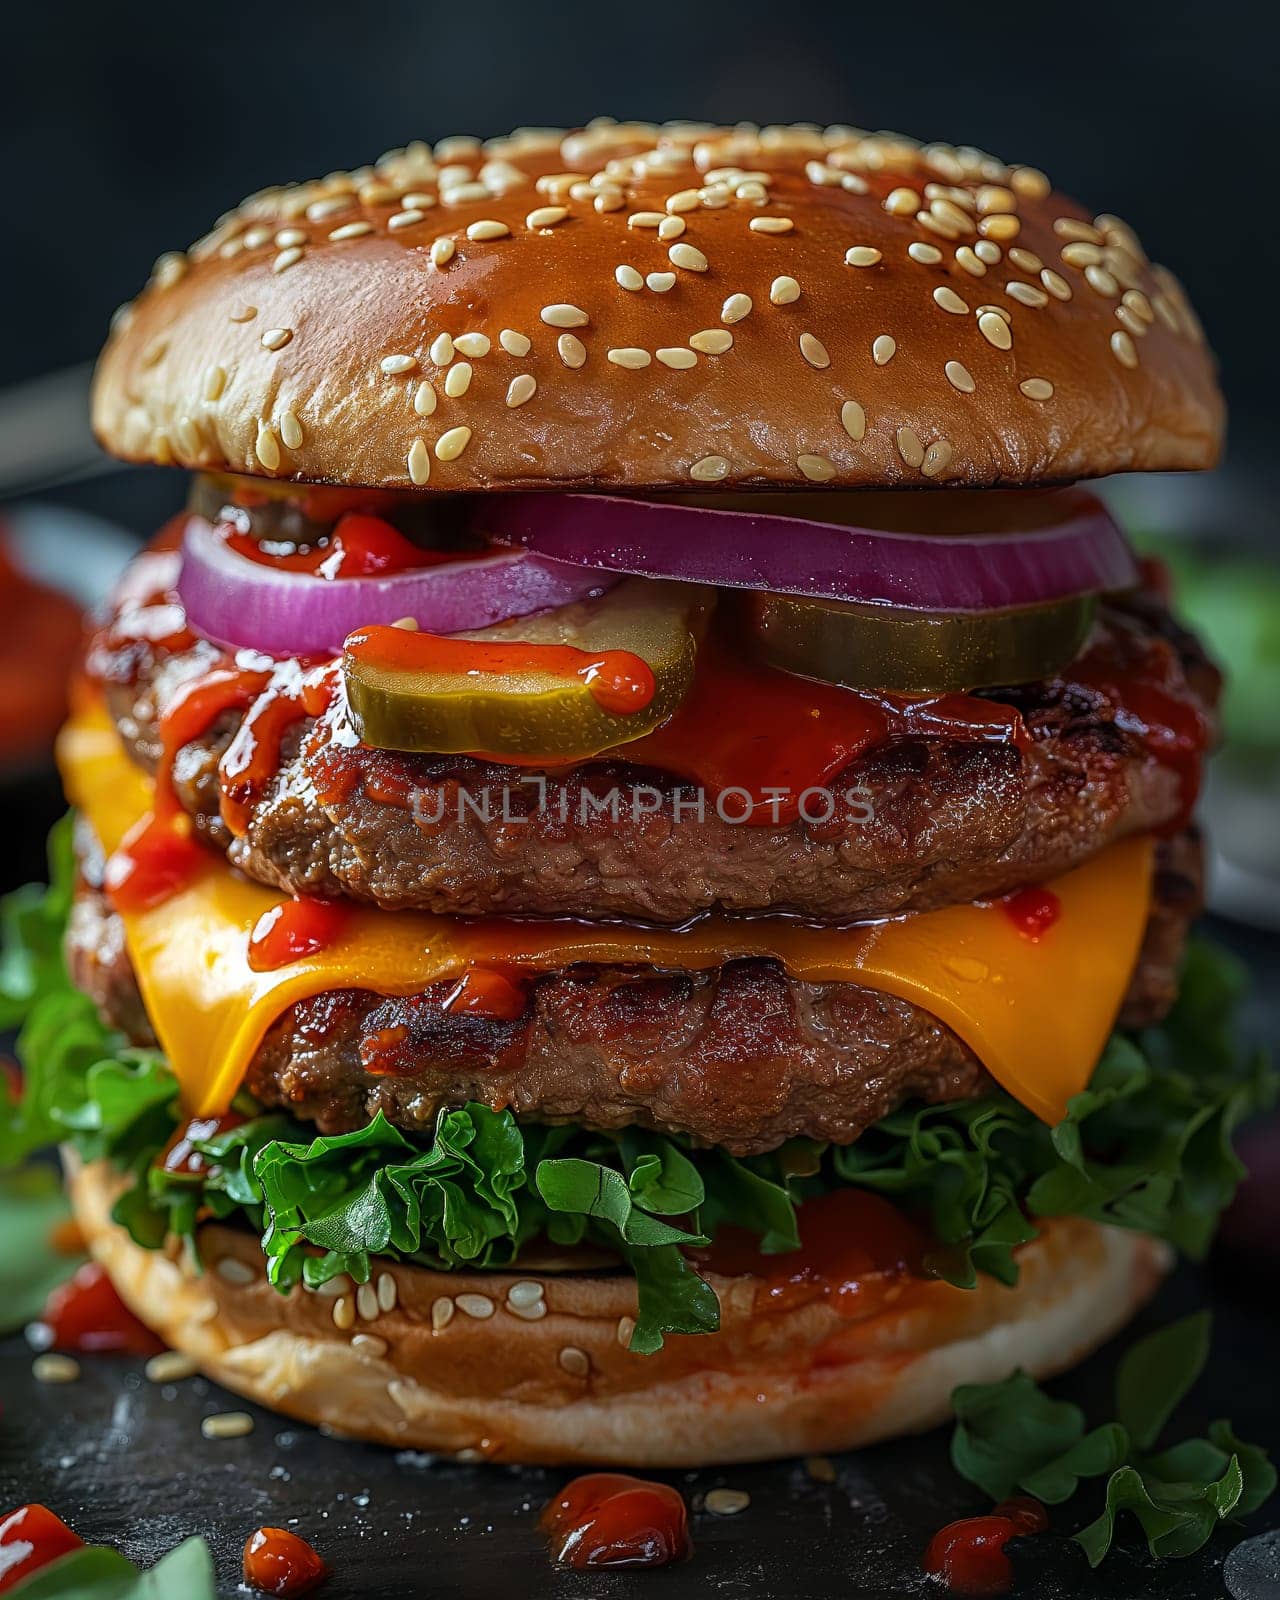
[59,706,1154,1126]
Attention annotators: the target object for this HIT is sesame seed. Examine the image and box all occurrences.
[280,411,304,450]
[381,353,417,375]
[1061,241,1103,269]
[974,239,1003,265]
[430,237,456,268]
[770,275,801,304]
[705,1489,751,1516]
[273,228,305,249]
[526,205,568,229]
[797,453,836,482]
[435,426,473,461]
[978,311,1013,350]
[332,1296,355,1331]
[431,1297,455,1331]
[945,360,975,393]
[1041,268,1072,301]
[844,246,882,267]
[1007,281,1049,308]
[314,1275,351,1298]
[506,373,536,407]
[430,333,455,365]
[977,303,1013,323]
[558,333,587,368]
[1055,217,1104,244]
[306,196,352,222]
[666,188,701,213]
[202,364,227,402]
[657,347,698,369]
[32,1353,80,1384]
[144,1351,198,1384]
[979,214,1020,241]
[646,272,676,293]
[896,427,925,468]
[466,219,510,242]
[690,454,730,481]
[356,1283,379,1321]
[840,400,866,440]
[413,381,437,416]
[1008,247,1043,273]
[658,215,686,241]
[669,243,708,272]
[933,286,969,315]
[908,241,943,265]
[506,1280,545,1309]
[499,328,531,356]
[175,416,201,457]
[388,209,425,231]
[351,1333,388,1358]
[201,1411,254,1440]
[456,1292,495,1319]
[442,181,488,205]
[628,211,666,229]
[872,334,896,366]
[608,347,652,369]
[721,293,752,323]
[616,264,644,292]
[750,216,794,235]
[271,246,304,274]
[841,172,870,194]
[541,303,589,328]
[1122,288,1155,323]
[617,1315,636,1346]
[884,187,920,216]
[977,185,1017,215]
[329,221,373,242]
[736,179,768,202]
[1111,330,1139,369]
[255,424,281,471]
[1085,265,1119,298]
[1010,165,1051,200]
[453,332,490,358]
[1020,377,1055,400]
[955,246,986,277]
[594,187,625,214]
[690,329,733,355]
[243,226,272,249]
[407,439,431,485]
[799,332,830,369]
[922,438,954,478]
[228,304,257,323]
[559,1346,590,1377]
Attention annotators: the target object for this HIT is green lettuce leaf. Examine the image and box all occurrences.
[7,1536,216,1599]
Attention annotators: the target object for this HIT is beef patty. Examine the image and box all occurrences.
[69,824,1202,1156]
[90,555,1218,927]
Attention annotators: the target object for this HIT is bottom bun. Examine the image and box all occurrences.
[69,1157,1169,1467]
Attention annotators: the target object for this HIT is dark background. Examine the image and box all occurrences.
[3,0,1279,494]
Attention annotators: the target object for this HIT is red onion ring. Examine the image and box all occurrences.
[176,516,618,658]
[473,490,1138,613]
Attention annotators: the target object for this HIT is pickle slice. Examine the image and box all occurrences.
[746,592,1096,693]
[344,579,711,759]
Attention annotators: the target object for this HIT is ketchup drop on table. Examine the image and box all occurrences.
[243,1527,328,1596]
[540,1473,691,1569]
[0,1505,83,1593]
[37,1261,165,1357]
[923,1497,1048,1595]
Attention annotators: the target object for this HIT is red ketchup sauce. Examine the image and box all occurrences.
[999,885,1061,942]
[440,966,528,1020]
[249,896,351,972]
[540,1474,691,1569]
[345,624,657,718]
[697,1189,930,1319]
[923,1498,1049,1596]
[35,1261,164,1357]
[159,1110,247,1177]
[227,511,436,578]
[242,1527,328,1596]
[0,1505,83,1593]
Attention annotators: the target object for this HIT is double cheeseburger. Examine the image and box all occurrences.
[3,120,1262,1466]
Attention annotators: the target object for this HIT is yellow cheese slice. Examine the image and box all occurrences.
[59,705,1154,1127]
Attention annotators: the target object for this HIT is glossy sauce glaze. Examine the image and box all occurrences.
[228,510,458,578]
[249,897,351,972]
[0,1504,83,1593]
[242,1527,328,1596]
[998,885,1062,942]
[540,1474,691,1569]
[923,1497,1049,1595]
[35,1261,164,1357]
[696,1189,930,1318]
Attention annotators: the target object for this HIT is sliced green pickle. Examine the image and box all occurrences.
[745,592,1097,693]
[344,579,711,759]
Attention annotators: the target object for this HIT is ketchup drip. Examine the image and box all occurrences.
[249,896,351,972]
[159,1110,247,1177]
[0,1505,83,1594]
[242,1527,328,1596]
[999,885,1061,942]
[540,1474,691,1569]
[923,1497,1048,1595]
[441,966,528,1020]
[696,1189,929,1318]
[35,1261,164,1357]
[218,662,338,836]
[226,510,477,579]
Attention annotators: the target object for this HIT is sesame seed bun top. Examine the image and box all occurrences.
[91,119,1224,493]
